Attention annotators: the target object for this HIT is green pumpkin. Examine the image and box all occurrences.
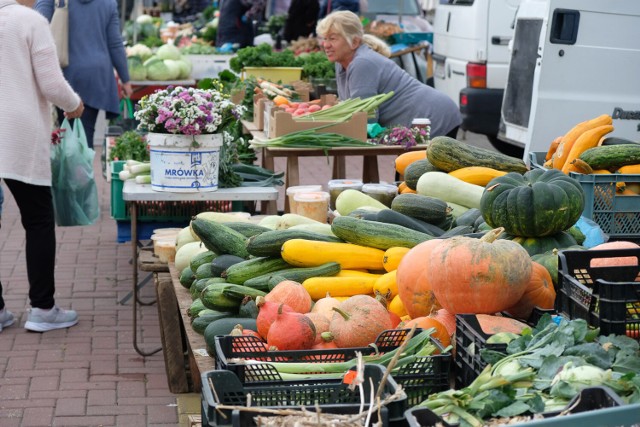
[531,245,586,286]
[499,231,579,257]
[480,169,585,237]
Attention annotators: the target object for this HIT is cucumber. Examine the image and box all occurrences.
[211,254,247,277]
[331,216,433,250]
[200,283,242,312]
[222,256,291,285]
[191,311,235,335]
[189,250,217,273]
[221,283,267,300]
[190,218,250,259]
[348,207,382,219]
[188,298,206,318]
[179,266,196,289]
[375,209,440,236]
[191,277,226,300]
[194,262,215,280]
[224,222,271,238]
[246,229,343,258]
[579,144,640,170]
[404,158,440,190]
[455,208,483,227]
[243,262,342,291]
[204,317,258,356]
[391,193,451,224]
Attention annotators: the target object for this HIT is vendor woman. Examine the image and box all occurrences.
[317,11,462,138]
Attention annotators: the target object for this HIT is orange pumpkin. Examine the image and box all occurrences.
[428,228,532,314]
[311,293,341,319]
[476,314,529,335]
[396,239,441,319]
[304,312,331,345]
[329,295,393,348]
[589,241,639,267]
[402,316,451,348]
[429,308,456,336]
[265,280,313,313]
[504,261,556,320]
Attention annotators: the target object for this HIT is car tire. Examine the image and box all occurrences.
[487,135,525,159]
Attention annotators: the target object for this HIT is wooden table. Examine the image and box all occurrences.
[123,181,278,356]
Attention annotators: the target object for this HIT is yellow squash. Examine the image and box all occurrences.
[382,247,411,272]
[388,294,408,317]
[395,150,426,176]
[302,276,378,300]
[562,125,614,174]
[553,114,612,170]
[448,166,508,186]
[281,239,385,270]
[373,270,398,299]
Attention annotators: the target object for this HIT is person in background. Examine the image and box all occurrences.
[34,0,132,149]
[267,0,290,16]
[317,0,358,19]
[283,0,319,42]
[0,0,84,333]
[216,0,267,48]
[317,11,461,137]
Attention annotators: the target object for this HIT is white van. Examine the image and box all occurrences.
[432,0,523,154]
[499,0,640,160]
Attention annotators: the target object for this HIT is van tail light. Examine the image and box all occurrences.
[460,93,468,107]
[467,63,487,88]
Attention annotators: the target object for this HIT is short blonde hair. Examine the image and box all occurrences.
[363,34,391,57]
[316,11,364,48]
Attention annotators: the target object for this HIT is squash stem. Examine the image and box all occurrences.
[332,306,351,321]
[480,227,505,243]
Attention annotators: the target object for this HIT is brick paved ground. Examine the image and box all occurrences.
[0,142,397,427]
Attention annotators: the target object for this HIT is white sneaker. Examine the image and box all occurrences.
[24,306,78,332]
[0,308,15,332]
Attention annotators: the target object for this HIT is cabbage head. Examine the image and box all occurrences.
[136,14,153,24]
[127,56,147,81]
[156,43,182,61]
[162,59,182,80]
[175,59,192,80]
[145,57,173,80]
[126,43,153,62]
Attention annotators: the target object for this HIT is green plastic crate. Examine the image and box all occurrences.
[110,160,234,221]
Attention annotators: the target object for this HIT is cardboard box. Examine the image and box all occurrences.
[253,94,268,130]
[265,94,368,141]
[186,54,235,80]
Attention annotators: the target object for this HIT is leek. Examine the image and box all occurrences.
[135,174,151,184]
[295,92,394,122]
[250,130,378,149]
[129,163,151,175]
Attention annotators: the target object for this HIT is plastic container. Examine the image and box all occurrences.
[529,151,640,241]
[232,405,389,427]
[293,191,330,223]
[405,386,632,427]
[200,364,406,427]
[558,248,640,340]
[327,179,363,210]
[242,67,304,84]
[411,118,431,142]
[361,183,398,207]
[214,329,451,407]
[286,185,322,214]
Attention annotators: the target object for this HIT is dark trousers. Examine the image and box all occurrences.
[0,179,56,310]
[446,126,460,138]
[57,105,100,149]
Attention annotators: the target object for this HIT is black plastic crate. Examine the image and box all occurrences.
[200,364,406,427]
[231,405,389,427]
[214,329,451,407]
[404,386,635,427]
[558,248,640,340]
[453,314,508,388]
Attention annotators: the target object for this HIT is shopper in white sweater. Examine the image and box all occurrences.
[0,0,85,333]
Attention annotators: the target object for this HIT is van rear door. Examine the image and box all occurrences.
[508,0,640,159]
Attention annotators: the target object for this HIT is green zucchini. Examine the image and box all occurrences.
[204,317,258,356]
[200,283,242,312]
[179,266,196,289]
[243,262,341,291]
[190,277,226,300]
[187,298,206,318]
[331,216,433,250]
[404,158,440,190]
[211,254,247,277]
[391,193,451,224]
[190,218,250,259]
[194,262,215,280]
[246,229,342,258]
[224,221,271,238]
[348,207,382,219]
[222,256,291,285]
[455,208,483,227]
[440,225,474,238]
[238,297,259,318]
[578,144,640,170]
[427,136,528,173]
[189,250,217,273]
[600,136,640,146]
[191,311,235,335]
[221,283,267,300]
[375,209,440,236]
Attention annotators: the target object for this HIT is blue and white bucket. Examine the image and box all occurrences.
[147,133,223,192]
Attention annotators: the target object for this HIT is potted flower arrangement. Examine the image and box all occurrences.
[134,84,246,192]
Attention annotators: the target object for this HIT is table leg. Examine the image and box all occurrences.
[362,155,380,183]
[332,155,346,179]
[261,148,278,215]
[284,156,300,213]
[131,202,162,357]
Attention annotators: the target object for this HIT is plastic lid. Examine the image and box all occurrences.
[411,118,431,125]
[286,185,323,196]
[361,183,398,195]
[293,191,330,202]
[328,179,363,189]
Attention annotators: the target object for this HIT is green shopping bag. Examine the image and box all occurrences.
[50,119,99,226]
